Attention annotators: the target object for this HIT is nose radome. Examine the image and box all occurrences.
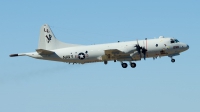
[187,44,189,49]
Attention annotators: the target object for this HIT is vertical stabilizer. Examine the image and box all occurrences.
[38,24,82,50]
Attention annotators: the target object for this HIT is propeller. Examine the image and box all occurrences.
[142,47,147,60]
[134,39,148,60]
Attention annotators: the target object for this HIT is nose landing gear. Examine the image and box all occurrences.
[169,56,175,63]
[171,59,175,63]
[169,54,180,63]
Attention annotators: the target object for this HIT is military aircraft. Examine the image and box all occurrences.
[10,24,189,68]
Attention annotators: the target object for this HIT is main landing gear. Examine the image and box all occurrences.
[121,62,136,68]
[121,63,128,68]
[104,61,108,65]
[104,60,137,68]
[130,62,136,68]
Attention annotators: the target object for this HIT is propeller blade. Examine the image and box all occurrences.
[142,47,147,60]
[134,39,142,60]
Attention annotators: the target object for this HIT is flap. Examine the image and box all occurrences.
[36,49,55,55]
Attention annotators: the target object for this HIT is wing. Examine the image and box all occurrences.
[101,49,132,61]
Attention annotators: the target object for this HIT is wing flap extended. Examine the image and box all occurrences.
[36,49,55,55]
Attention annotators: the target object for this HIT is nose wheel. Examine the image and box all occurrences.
[171,59,175,63]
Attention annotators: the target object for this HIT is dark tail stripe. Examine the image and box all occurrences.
[9,54,18,57]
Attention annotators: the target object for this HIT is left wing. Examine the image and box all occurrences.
[101,49,132,61]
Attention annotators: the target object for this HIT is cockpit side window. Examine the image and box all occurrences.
[170,39,179,43]
[170,39,175,43]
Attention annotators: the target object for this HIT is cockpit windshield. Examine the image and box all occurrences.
[174,39,179,43]
[170,39,179,43]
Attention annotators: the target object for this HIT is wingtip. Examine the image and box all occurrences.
[9,54,18,57]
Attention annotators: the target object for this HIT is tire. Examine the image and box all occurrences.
[121,63,128,68]
[104,61,108,64]
[130,63,136,68]
[171,59,175,63]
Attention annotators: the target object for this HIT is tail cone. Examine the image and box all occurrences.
[9,54,18,57]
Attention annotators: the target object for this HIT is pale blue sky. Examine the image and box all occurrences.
[1,0,199,112]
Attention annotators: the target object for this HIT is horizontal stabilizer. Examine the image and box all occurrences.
[36,49,55,55]
[10,54,18,57]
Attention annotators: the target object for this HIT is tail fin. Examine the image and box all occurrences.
[38,24,82,50]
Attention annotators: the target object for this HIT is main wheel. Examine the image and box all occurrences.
[121,63,128,68]
[130,63,136,68]
[171,59,175,63]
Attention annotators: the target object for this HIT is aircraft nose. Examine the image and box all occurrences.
[186,44,189,50]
